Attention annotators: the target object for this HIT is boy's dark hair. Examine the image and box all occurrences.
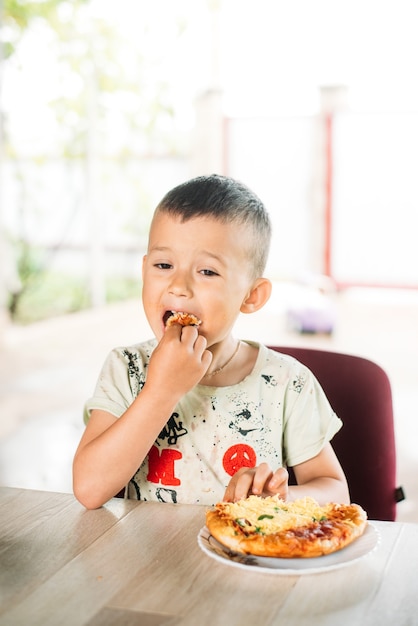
[155,174,272,277]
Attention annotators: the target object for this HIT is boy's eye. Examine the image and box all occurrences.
[200,269,218,276]
[155,263,172,270]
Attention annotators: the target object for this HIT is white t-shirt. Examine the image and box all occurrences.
[84,340,342,505]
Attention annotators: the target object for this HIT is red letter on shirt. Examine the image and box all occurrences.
[147,446,182,486]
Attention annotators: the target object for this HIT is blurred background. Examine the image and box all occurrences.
[0,0,417,520]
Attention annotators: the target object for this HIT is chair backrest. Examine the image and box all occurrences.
[269,346,402,521]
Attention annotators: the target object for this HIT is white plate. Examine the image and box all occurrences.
[197,523,380,575]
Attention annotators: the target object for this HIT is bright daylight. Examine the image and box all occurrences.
[0,1,417,623]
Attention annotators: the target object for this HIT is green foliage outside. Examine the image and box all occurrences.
[7,240,141,323]
[11,270,141,324]
[1,0,185,324]
[8,241,141,323]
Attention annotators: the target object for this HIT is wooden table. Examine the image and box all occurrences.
[0,487,417,626]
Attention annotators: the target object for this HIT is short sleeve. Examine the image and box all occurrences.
[83,344,150,423]
[282,361,342,467]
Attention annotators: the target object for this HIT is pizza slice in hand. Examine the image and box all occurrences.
[164,311,202,327]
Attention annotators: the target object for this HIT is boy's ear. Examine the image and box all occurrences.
[141,255,147,279]
[240,278,272,314]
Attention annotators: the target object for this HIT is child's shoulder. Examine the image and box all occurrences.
[246,341,303,369]
[107,338,158,365]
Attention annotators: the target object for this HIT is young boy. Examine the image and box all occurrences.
[73,174,349,509]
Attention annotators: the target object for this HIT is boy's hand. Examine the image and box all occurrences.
[223,463,289,502]
[146,323,212,399]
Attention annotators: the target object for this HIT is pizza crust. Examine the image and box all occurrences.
[206,496,367,558]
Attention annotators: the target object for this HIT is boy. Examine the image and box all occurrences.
[73,174,349,509]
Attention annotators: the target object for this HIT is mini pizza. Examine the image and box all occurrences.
[206,495,368,558]
[164,311,202,327]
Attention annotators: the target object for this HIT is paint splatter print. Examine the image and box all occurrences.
[261,374,277,386]
[86,340,342,506]
[123,349,146,396]
[292,374,306,394]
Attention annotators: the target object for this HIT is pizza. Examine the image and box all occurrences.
[164,311,202,327]
[206,495,368,558]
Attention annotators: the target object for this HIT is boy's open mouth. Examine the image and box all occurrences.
[163,311,202,327]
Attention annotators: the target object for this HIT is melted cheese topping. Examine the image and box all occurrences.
[221,496,329,534]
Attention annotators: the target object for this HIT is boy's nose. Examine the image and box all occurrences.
[168,271,193,297]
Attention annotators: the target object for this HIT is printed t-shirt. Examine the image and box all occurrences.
[84,340,342,505]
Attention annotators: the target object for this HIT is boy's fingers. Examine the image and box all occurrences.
[268,466,288,488]
[224,468,252,502]
[250,463,273,495]
[231,475,251,502]
[179,324,199,341]
[224,464,276,502]
[223,465,289,503]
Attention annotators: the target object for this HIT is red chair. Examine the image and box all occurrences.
[269,346,405,521]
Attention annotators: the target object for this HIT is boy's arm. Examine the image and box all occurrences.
[289,443,350,503]
[73,324,212,509]
[223,443,349,504]
[73,393,174,510]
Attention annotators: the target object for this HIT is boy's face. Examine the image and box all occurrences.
[142,212,256,346]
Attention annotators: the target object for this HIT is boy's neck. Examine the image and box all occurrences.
[200,340,258,387]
